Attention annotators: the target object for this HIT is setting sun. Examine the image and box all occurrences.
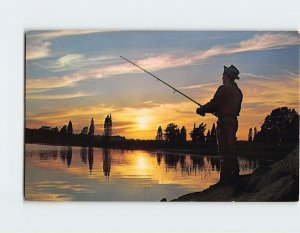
[137,116,148,129]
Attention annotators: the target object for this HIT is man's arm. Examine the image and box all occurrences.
[196,85,225,116]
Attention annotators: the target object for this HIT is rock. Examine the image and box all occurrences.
[172,147,299,202]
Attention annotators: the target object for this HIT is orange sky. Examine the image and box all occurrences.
[25,31,300,140]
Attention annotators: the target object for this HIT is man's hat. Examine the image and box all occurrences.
[224,65,240,80]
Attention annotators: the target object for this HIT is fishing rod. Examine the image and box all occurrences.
[120,56,202,107]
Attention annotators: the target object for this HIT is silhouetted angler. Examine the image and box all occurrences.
[197,65,243,184]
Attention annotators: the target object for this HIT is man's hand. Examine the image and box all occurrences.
[196,107,205,117]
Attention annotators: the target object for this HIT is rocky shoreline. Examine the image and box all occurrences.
[169,147,299,202]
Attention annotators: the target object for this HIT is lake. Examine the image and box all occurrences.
[25,143,260,201]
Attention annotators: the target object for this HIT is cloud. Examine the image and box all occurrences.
[27,32,299,89]
[57,54,84,67]
[26,55,194,91]
[25,32,299,140]
[26,88,51,94]
[26,41,51,60]
[143,100,154,104]
[53,54,117,71]
[33,54,117,73]
[26,62,138,91]
[238,33,299,51]
[237,71,299,132]
[26,75,85,90]
[194,32,300,59]
[242,72,273,80]
[27,104,119,121]
[178,82,218,90]
[283,70,299,78]
[27,92,95,100]
[26,30,107,60]
[26,68,299,140]
[26,30,106,40]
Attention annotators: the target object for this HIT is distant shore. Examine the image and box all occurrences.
[25,128,297,158]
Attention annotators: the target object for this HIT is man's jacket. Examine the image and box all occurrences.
[201,82,243,117]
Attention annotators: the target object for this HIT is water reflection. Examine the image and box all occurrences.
[39,149,58,160]
[102,148,111,177]
[164,153,180,170]
[156,153,162,166]
[210,157,221,171]
[88,147,93,174]
[25,144,262,201]
[80,147,87,164]
[34,146,259,178]
[66,146,72,167]
[57,146,73,167]
[159,153,213,175]
[191,156,204,170]
[59,148,66,163]
[239,157,259,174]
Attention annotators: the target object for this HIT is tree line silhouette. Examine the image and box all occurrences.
[156,122,217,145]
[25,114,119,147]
[25,106,298,156]
[247,107,299,144]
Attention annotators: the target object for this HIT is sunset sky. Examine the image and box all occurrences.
[25,31,299,140]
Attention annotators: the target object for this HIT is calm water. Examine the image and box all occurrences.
[25,143,260,201]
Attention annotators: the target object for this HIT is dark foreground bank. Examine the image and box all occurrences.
[169,147,299,202]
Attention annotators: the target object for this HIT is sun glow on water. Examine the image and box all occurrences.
[136,156,147,170]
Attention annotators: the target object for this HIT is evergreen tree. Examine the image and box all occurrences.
[180,126,187,142]
[253,127,258,141]
[286,114,299,143]
[255,107,299,144]
[67,121,73,134]
[198,123,206,142]
[211,123,217,143]
[248,128,253,142]
[60,125,67,134]
[176,128,180,141]
[190,123,206,142]
[81,126,88,135]
[190,123,197,142]
[103,114,112,136]
[156,126,163,140]
[165,123,179,143]
[206,129,211,143]
[88,118,95,136]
